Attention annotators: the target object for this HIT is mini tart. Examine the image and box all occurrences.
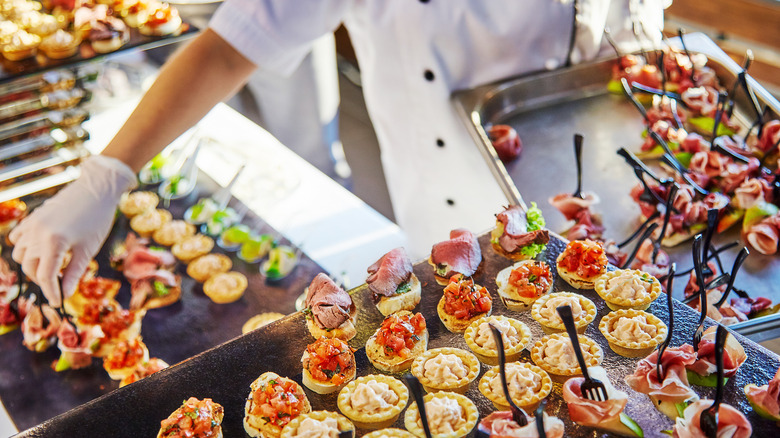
[363,429,417,438]
[365,311,428,373]
[301,336,356,395]
[595,269,661,311]
[279,410,354,438]
[102,337,149,380]
[172,234,214,263]
[478,362,552,411]
[337,374,409,429]
[158,397,224,438]
[2,30,40,61]
[152,220,196,246]
[531,333,603,383]
[599,309,667,358]
[118,191,159,218]
[242,312,285,334]
[495,260,554,310]
[437,275,492,333]
[187,253,232,283]
[203,272,247,304]
[411,347,480,394]
[245,372,311,438]
[129,209,172,238]
[39,29,79,59]
[555,239,608,289]
[463,315,531,365]
[404,392,478,438]
[531,292,596,334]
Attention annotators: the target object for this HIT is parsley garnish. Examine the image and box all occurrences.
[528,274,538,283]
[184,411,198,420]
[395,281,412,295]
[268,379,277,386]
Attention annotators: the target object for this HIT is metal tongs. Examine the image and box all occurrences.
[699,325,729,438]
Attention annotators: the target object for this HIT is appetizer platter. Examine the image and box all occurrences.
[10,227,780,437]
[0,171,324,431]
[453,33,780,330]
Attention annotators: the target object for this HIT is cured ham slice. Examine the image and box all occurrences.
[567,209,604,241]
[744,365,780,420]
[21,303,62,352]
[494,205,549,253]
[366,247,413,297]
[717,158,760,194]
[487,125,522,162]
[673,399,751,438]
[0,258,17,300]
[477,410,564,438]
[682,86,719,117]
[734,178,771,210]
[56,320,104,370]
[745,216,780,255]
[730,296,773,318]
[754,120,780,153]
[679,133,709,154]
[548,193,599,221]
[629,239,670,279]
[563,367,628,426]
[304,273,354,330]
[625,344,699,404]
[115,233,175,281]
[129,270,181,310]
[687,326,747,378]
[430,229,482,279]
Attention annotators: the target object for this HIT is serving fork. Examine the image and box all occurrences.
[699,325,729,438]
[489,323,529,426]
[572,134,585,199]
[619,222,658,270]
[405,374,434,438]
[656,263,677,381]
[692,235,708,354]
[556,305,608,401]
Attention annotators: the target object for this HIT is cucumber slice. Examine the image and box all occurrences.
[0,324,18,335]
[620,413,644,437]
[54,355,71,372]
[675,401,689,418]
[686,369,728,387]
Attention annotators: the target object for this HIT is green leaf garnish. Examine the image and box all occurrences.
[395,281,412,295]
[153,280,170,297]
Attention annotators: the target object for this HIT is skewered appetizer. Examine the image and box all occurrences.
[301,336,356,395]
[548,191,603,241]
[531,292,596,334]
[429,228,482,285]
[595,269,662,311]
[477,410,564,438]
[158,397,224,438]
[365,310,427,373]
[244,372,311,438]
[686,326,747,387]
[187,254,232,283]
[487,124,522,163]
[279,410,354,438]
[410,347,479,394]
[599,309,667,358]
[563,366,643,437]
[745,364,780,424]
[478,362,552,411]
[303,273,356,341]
[102,337,149,380]
[672,399,752,438]
[495,259,553,310]
[625,345,699,419]
[531,332,603,383]
[366,247,421,316]
[203,271,247,304]
[403,391,479,438]
[555,239,608,289]
[77,298,145,357]
[129,271,181,310]
[119,357,169,387]
[337,375,409,429]
[463,315,531,365]
[55,320,104,371]
[115,233,175,278]
[437,274,491,333]
[490,203,548,261]
[21,302,61,352]
[138,2,181,36]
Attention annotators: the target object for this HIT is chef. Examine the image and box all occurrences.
[10,0,666,305]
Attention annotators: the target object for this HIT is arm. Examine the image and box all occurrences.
[103,28,257,171]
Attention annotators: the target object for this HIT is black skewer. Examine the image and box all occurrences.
[737,72,765,135]
[651,130,709,195]
[658,51,667,94]
[711,91,728,140]
[742,106,769,144]
[725,50,753,119]
[630,82,682,102]
[620,222,659,269]
[573,134,585,199]
[557,306,608,401]
[713,247,749,309]
[757,136,780,170]
[670,97,685,130]
[676,241,739,279]
[711,137,751,164]
[656,263,676,381]
[701,209,720,278]
[617,211,661,249]
[621,78,649,122]
[699,325,728,438]
[405,375,434,438]
[616,148,673,207]
[652,183,679,264]
[535,399,548,438]
[489,324,529,426]
[677,29,697,84]
[692,235,708,354]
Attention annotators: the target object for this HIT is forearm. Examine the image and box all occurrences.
[101,28,257,172]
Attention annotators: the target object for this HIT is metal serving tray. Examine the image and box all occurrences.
[0,172,326,431]
[452,33,780,338]
[12,232,780,437]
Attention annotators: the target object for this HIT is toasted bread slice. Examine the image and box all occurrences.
[495,261,553,311]
[301,355,356,394]
[375,274,422,316]
[244,372,311,438]
[436,295,491,333]
[366,329,428,373]
[555,255,602,290]
[306,315,357,342]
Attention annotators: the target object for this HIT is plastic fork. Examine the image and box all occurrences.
[572,134,584,199]
[405,375,433,438]
[699,325,729,438]
[619,222,659,269]
[535,398,548,438]
[656,263,676,381]
[700,209,720,278]
[556,305,608,401]
[488,323,529,426]
[652,182,679,264]
[677,29,697,83]
[692,235,708,354]
[713,247,749,309]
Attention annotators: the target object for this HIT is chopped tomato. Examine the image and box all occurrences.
[159,397,223,438]
[104,339,145,369]
[249,377,306,427]
[557,239,607,278]
[0,200,24,223]
[303,337,355,383]
[375,312,426,356]
[442,274,492,320]
[78,277,119,300]
[508,261,552,298]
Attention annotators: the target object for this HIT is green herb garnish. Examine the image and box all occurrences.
[395,281,412,295]
[153,281,170,297]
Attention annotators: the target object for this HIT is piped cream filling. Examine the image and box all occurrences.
[604,272,652,301]
[424,397,465,435]
[488,363,541,401]
[611,315,657,342]
[539,296,583,325]
[350,380,399,414]
[474,319,520,350]
[423,354,468,386]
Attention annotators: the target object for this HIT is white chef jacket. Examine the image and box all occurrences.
[210,0,664,260]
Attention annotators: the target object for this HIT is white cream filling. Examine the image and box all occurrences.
[423,354,468,386]
[604,272,652,301]
[293,417,339,438]
[424,397,465,435]
[474,319,520,350]
[611,315,657,342]
[350,380,399,414]
[489,363,541,401]
[539,296,583,325]
[541,337,580,370]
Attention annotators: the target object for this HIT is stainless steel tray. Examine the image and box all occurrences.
[452,33,780,339]
[12,232,780,437]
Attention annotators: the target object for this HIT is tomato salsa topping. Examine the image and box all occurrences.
[0,200,25,223]
[303,337,355,385]
[159,397,223,438]
[104,338,145,369]
[508,261,553,298]
[80,301,137,339]
[375,312,426,359]
[443,274,491,320]
[248,377,307,428]
[78,277,119,300]
[557,239,607,278]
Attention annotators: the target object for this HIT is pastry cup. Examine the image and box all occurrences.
[531,333,603,383]
[242,312,285,334]
[172,234,214,263]
[410,347,480,394]
[365,328,428,373]
[594,269,662,311]
[129,209,172,237]
[437,294,491,334]
[478,362,553,411]
[555,251,606,290]
[187,253,232,283]
[39,30,79,59]
[102,338,149,380]
[363,429,417,438]
[244,372,311,438]
[463,315,531,365]
[118,191,159,218]
[599,309,667,358]
[404,392,478,438]
[280,411,354,438]
[531,292,596,334]
[495,260,554,311]
[203,272,247,304]
[152,220,196,246]
[337,374,409,429]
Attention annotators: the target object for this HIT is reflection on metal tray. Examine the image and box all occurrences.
[0,144,87,184]
[0,171,326,431]
[453,33,780,339]
[13,232,780,437]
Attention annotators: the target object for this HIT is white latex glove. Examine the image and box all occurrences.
[9,155,137,306]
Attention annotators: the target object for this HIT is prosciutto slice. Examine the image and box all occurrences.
[57,320,104,370]
[366,247,413,298]
[430,229,481,278]
[679,133,709,154]
[682,86,719,117]
[744,365,780,419]
[754,120,780,153]
[734,178,771,210]
[488,125,522,162]
[477,411,564,438]
[130,270,180,310]
[117,233,175,282]
[625,344,699,404]
[548,193,599,221]
[562,367,628,426]
[687,326,747,378]
[567,209,604,241]
[304,273,354,330]
[494,205,549,253]
[745,215,780,255]
[21,303,62,352]
[672,399,752,438]
[0,258,17,300]
[730,296,773,318]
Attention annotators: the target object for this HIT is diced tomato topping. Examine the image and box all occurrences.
[0,200,24,223]
[557,239,607,278]
[78,277,118,300]
[508,261,553,298]
[375,312,426,356]
[248,377,307,427]
[104,338,145,369]
[159,397,223,438]
[303,336,355,383]
[442,274,492,320]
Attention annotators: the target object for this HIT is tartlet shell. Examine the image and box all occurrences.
[172,234,214,263]
[410,347,480,394]
[404,391,479,438]
[463,315,531,365]
[495,260,554,311]
[599,309,668,358]
[203,272,248,304]
[244,372,311,438]
[555,251,606,289]
[363,429,417,438]
[119,191,159,218]
[279,410,354,438]
[594,269,662,311]
[152,220,196,247]
[531,333,603,383]
[187,254,232,283]
[478,362,553,411]
[129,209,172,237]
[437,294,492,334]
[337,374,409,429]
[531,292,596,334]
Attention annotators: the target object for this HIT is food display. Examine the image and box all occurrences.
[429,228,482,285]
[409,347,479,394]
[530,291,596,334]
[478,361,552,411]
[437,273,491,333]
[598,308,667,358]
[367,247,422,316]
[403,391,479,438]
[337,374,409,430]
[463,314,531,365]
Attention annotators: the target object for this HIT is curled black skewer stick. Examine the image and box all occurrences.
[656,262,676,381]
[713,247,749,309]
[711,91,728,140]
[711,137,751,164]
[489,324,529,426]
[652,183,679,264]
[674,241,740,278]
[658,51,667,94]
[692,235,708,354]
[617,211,661,249]
[737,72,765,136]
[677,28,697,84]
[603,26,623,58]
[701,209,721,278]
[651,130,709,196]
[535,398,548,438]
[630,82,683,102]
[616,148,671,206]
[725,50,753,119]
[620,222,659,269]
[405,375,434,438]
[699,325,729,438]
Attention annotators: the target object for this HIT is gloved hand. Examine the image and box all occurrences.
[10,155,137,306]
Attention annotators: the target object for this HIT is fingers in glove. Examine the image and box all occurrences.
[60,244,92,302]
[8,218,25,245]
[21,251,40,288]
[11,243,26,268]
[36,244,68,308]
